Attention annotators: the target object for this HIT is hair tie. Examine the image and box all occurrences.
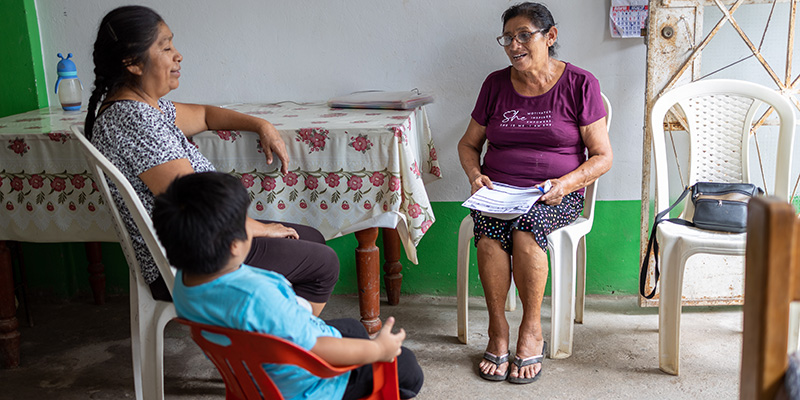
[106,23,118,42]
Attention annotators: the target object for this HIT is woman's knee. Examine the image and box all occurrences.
[511,232,547,262]
[294,244,339,302]
[476,236,504,255]
[476,238,511,272]
[315,244,340,282]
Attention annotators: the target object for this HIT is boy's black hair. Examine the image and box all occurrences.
[152,172,250,274]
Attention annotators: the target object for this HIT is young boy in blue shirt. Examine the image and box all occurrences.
[152,172,423,399]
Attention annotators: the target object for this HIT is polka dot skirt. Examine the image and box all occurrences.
[471,191,585,254]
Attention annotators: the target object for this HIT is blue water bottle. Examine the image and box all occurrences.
[55,53,83,111]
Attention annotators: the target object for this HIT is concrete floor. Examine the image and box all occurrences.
[0,294,743,399]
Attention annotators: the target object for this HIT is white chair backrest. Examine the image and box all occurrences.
[71,125,175,293]
[581,92,612,221]
[649,79,796,214]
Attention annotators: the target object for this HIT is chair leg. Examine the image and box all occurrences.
[505,275,516,311]
[372,359,400,399]
[138,302,176,400]
[657,239,686,376]
[790,302,800,354]
[549,234,577,359]
[129,273,146,400]
[134,291,162,400]
[10,242,33,327]
[575,236,587,324]
[136,300,161,400]
[130,272,176,400]
[456,217,474,344]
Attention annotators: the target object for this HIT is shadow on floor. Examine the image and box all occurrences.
[0,294,742,400]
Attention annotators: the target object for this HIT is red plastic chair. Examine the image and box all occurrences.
[176,318,400,400]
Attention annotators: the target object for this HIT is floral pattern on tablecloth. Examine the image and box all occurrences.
[231,167,404,210]
[0,108,116,241]
[0,104,441,258]
[198,103,441,258]
[296,128,329,153]
[7,137,30,156]
[0,170,105,213]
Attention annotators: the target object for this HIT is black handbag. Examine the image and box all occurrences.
[639,182,763,299]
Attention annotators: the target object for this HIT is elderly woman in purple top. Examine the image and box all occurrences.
[457,2,612,384]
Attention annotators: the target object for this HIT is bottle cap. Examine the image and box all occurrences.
[55,53,82,95]
[56,53,78,77]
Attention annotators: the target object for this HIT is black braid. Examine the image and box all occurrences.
[84,5,163,140]
[84,78,106,140]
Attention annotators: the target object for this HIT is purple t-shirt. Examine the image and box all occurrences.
[471,63,606,190]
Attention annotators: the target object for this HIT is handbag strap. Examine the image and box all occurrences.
[639,185,693,299]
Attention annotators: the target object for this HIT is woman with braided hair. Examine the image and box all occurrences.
[85,5,339,315]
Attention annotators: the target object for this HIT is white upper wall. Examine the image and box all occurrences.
[37,0,648,201]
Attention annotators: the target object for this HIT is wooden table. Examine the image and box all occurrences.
[0,103,441,367]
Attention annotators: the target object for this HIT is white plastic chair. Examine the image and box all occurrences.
[72,125,177,400]
[456,93,612,359]
[648,79,796,375]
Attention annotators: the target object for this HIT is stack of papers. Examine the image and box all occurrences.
[461,181,552,220]
[327,90,434,110]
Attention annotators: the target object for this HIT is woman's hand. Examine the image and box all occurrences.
[256,122,290,175]
[247,218,299,239]
[174,103,291,174]
[469,174,494,195]
[539,178,566,205]
[372,316,405,362]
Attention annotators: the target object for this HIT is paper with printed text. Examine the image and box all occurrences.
[461,181,552,220]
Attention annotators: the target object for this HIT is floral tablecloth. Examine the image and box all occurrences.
[0,103,441,263]
[0,108,111,241]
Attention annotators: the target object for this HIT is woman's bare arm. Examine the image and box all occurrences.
[539,117,613,205]
[138,158,195,196]
[457,118,494,195]
[173,102,289,174]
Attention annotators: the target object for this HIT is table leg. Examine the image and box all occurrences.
[355,228,381,335]
[382,228,403,306]
[84,243,106,305]
[0,241,20,368]
[9,242,33,327]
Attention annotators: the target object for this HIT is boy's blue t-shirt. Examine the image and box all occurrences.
[173,265,347,400]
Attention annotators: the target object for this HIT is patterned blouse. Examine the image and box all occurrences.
[91,98,215,284]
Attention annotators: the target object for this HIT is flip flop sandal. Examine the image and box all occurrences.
[508,340,546,384]
[478,351,510,381]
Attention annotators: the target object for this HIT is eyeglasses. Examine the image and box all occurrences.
[496,29,546,47]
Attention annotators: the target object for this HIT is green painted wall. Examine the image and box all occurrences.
[0,0,47,118]
[5,1,645,300]
[20,200,645,298]
[332,200,642,296]
[11,3,792,300]
[19,242,130,298]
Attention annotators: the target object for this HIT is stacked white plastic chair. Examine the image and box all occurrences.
[72,125,177,400]
[456,93,612,359]
[648,79,796,375]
